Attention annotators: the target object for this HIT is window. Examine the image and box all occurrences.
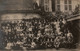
[56,0,61,11]
[57,0,60,4]
[64,0,67,4]
[45,5,48,11]
[69,5,72,10]
[57,5,60,11]
[45,0,48,3]
[65,5,68,10]
[68,0,72,4]
[64,0,72,11]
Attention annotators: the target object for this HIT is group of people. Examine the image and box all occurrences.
[1,17,73,50]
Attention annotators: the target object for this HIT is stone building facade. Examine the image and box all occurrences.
[39,0,79,12]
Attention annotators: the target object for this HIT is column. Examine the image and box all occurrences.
[49,0,52,12]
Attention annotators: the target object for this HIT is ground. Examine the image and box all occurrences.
[1,48,79,51]
[29,48,80,51]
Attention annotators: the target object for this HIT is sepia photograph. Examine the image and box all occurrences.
[0,0,80,51]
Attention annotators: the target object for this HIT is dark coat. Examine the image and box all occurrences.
[0,30,5,49]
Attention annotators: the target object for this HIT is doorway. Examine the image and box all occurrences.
[52,0,55,12]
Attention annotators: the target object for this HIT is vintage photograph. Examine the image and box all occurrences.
[0,0,80,51]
